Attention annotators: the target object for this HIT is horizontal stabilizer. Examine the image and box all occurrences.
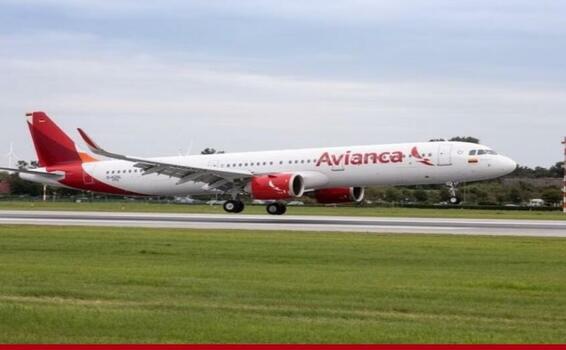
[0,166,63,179]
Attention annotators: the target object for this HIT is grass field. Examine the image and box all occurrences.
[0,225,565,343]
[0,201,564,220]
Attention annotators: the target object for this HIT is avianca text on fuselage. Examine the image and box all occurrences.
[316,150,405,167]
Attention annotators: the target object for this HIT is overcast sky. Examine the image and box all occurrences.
[1,0,565,167]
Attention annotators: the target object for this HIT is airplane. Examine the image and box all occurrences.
[1,111,517,215]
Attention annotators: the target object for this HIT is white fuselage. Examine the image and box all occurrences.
[22,141,516,196]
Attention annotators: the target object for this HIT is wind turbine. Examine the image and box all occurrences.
[177,139,194,157]
[3,142,19,172]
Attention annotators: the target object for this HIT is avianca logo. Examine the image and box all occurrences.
[316,150,404,167]
[411,146,434,166]
[316,146,435,167]
[268,180,286,194]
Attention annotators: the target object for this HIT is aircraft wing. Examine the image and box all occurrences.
[0,167,64,179]
[77,129,252,192]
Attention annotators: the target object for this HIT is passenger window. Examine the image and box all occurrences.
[477,150,486,155]
[469,150,476,156]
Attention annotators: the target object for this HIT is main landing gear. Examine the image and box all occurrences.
[223,199,244,213]
[266,202,287,215]
[447,181,462,205]
[222,199,287,215]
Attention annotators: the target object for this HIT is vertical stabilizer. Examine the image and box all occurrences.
[26,111,83,167]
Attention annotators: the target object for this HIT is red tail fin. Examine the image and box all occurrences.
[26,111,83,167]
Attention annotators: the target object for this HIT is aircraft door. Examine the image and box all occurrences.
[83,172,95,185]
[437,143,453,166]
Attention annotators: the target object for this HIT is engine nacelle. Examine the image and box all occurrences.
[250,173,305,200]
[314,187,365,204]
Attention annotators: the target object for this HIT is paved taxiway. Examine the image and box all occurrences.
[0,210,565,237]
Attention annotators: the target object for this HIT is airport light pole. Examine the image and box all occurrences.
[563,137,566,213]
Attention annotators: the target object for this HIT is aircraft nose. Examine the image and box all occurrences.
[500,156,517,175]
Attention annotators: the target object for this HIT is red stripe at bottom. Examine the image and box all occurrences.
[2,345,566,350]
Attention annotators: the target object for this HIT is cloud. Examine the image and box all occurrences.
[1,39,565,166]
[1,2,565,167]
[4,0,566,34]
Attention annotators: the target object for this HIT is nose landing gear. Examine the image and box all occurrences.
[449,196,462,205]
[447,181,462,205]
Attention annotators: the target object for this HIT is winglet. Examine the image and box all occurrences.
[77,128,127,161]
[77,128,103,154]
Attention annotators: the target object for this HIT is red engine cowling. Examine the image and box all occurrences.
[250,173,305,200]
[314,187,365,204]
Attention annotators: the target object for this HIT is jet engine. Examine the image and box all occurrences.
[249,173,305,200]
[314,187,365,204]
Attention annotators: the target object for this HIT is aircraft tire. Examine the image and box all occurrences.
[233,201,245,213]
[266,202,286,215]
[449,196,462,205]
[224,200,244,213]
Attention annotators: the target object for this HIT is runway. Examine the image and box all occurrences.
[0,210,565,237]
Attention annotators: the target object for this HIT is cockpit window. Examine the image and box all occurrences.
[474,149,498,156]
